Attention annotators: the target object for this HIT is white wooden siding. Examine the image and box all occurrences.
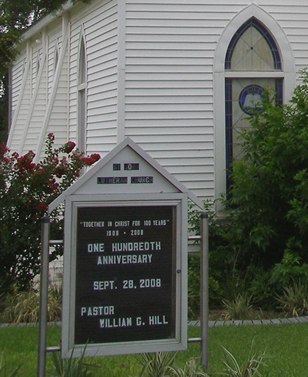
[9,57,32,152]
[47,23,62,99]
[68,22,79,143]
[23,53,48,153]
[263,3,308,72]
[7,0,308,201]
[68,0,118,154]
[125,0,308,199]
[8,16,70,156]
[124,1,236,199]
[43,44,70,157]
[11,55,25,114]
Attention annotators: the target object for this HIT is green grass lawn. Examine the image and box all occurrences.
[1,323,308,376]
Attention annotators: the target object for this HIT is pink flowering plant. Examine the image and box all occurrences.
[0,134,100,292]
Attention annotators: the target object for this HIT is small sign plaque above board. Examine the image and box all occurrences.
[49,138,203,358]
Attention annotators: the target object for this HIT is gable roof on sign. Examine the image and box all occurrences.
[48,138,204,212]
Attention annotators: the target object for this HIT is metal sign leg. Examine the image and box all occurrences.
[37,216,50,377]
[200,212,209,368]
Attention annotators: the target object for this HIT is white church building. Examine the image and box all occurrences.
[7,0,307,202]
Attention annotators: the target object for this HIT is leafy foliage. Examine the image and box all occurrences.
[270,250,308,288]
[188,71,308,311]
[168,358,208,377]
[138,353,208,377]
[0,285,61,323]
[227,70,308,269]
[138,352,176,377]
[188,200,234,313]
[169,358,208,377]
[0,134,100,293]
[222,294,254,320]
[49,347,96,377]
[220,346,266,377]
[275,280,308,317]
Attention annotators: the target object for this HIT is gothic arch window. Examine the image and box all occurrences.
[77,35,87,153]
[225,17,283,189]
[225,17,281,71]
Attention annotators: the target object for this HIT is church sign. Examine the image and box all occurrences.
[49,138,203,358]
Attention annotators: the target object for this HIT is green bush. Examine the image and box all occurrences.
[246,267,274,309]
[270,250,308,288]
[188,254,201,319]
[168,358,208,377]
[275,280,308,317]
[222,294,254,320]
[227,70,308,271]
[138,353,208,377]
[220,346,266,377]
[49,347,96,377]
[0,285,61,323]
[138,352,176,377]
[188,201,233,311]
[188,70,308,308]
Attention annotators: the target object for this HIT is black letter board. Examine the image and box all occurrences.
[74,205,176,345]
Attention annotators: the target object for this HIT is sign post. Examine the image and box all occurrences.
[37,216,50,377]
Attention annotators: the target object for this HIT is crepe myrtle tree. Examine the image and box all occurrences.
[0,133,100,293]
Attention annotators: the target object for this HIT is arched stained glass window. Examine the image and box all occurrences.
[225,17,281,71]
[225,17,283,189]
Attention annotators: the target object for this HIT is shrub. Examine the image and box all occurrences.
[192,70,308,308]
[270,250,308,288]
[275,280,308,317]
[138,353,208,377]
[188,253,222,318]
[188,254,201,319]
[138,352,176,377]
[222,294,254,320]
[0,285,61,323]
[227,70,308,271]
[0,287,39,323]
[188,201,233,310]
[0,134,100,294]
[246,268,274,309]
[49,347,96,377]
[168,358,208,377]
[220,346,266,377]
